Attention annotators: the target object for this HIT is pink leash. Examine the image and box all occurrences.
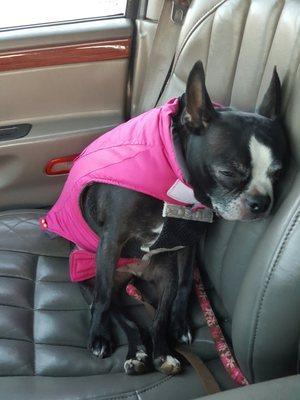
[193,268,249,386]
[126,268,249,386]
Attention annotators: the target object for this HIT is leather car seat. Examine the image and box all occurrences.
[0,0,299,398]
[159,0,300,383]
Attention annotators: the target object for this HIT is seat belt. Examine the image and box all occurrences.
[137,0,191,114]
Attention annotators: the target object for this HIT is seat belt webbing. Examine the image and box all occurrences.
[137,0,190,114]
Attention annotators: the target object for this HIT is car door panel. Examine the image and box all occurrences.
[0,18,132,209]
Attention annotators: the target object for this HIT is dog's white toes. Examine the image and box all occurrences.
[124,350,149,375]
[180,330,192,345]
[135,349,148,362]
[154,355,181,375]
[92,348,101,357]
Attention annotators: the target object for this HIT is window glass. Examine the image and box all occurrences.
[0,0,127,30]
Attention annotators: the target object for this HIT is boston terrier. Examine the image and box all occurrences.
[41,61,288,375]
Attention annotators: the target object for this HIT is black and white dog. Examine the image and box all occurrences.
[81,61,287,375]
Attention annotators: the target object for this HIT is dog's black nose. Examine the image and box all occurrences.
[246,195,271,214]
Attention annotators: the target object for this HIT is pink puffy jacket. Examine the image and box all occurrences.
[41,98,203,281]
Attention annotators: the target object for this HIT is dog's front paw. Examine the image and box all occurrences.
[88,333,114,358]
[171,320,193,345]
[124,349,152,375]
[177,327,192,345]
[153,355,181,375]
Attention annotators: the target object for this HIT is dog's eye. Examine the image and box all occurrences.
[269,169,282,181]
[219,170,235,178]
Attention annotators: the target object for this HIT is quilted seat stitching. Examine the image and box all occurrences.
[0,212,70,257]
[87,375,173,400]
[0,219,38,244]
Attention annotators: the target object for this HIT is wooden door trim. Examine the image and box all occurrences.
[0,38,131,72]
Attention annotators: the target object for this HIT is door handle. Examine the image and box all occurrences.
[0,124,31,141]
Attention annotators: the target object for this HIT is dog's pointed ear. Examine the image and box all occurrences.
[184,61,217,130]
[256,67,281,119]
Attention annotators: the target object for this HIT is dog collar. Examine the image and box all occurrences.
[163,203,214,223]
[166,179,213,223]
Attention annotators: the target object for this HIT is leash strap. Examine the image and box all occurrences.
[175,345,220,394]
[126,284,221,395]
[137,0,191,114]
[127,267,249,388]
[193,268,249,386]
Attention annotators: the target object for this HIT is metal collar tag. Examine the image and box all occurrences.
[163,203,214,223]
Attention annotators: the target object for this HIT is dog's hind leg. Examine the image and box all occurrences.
[80,267,152,372]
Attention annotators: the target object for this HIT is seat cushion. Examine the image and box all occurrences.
[0,209,234,398]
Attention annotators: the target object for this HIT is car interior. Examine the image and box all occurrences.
[0,0,299,398]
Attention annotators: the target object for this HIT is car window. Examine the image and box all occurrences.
[0,0,127,30]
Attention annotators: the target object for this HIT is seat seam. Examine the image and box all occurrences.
[86,375,173,400]
[0,210,45,217]
[0,303,32,311]
[254,0,285,109]
[0,337,34,345]
[163,0,229,94]
[176,0,229,64]
[33,255,38,376]
[228,0,252,105]
[0,249,69,258]
[0,304,88,312]
[0,274,35,282]
[35,342,93,350]
[0,219,36,246]
[0,337,127,351]
[204,7,217,71]
[34,308,89,312]
[250,207,300,381]
[0,275,70,283]
[219,221,238,301]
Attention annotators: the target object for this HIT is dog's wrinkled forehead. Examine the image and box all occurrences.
[205,110,284,171]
